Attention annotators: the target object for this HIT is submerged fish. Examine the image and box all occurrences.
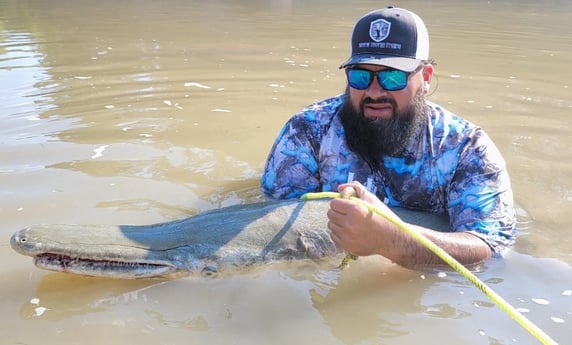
[10,199,450,279]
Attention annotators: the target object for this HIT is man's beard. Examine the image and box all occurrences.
[339,88,428,173]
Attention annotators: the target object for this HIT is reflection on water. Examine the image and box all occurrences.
[1,0,571,344]
[19,274,161,321]
[0,31,64,146]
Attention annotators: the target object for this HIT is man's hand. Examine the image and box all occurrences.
[327,181,396,256]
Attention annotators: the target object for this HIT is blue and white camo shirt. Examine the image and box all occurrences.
[261,94,516,254]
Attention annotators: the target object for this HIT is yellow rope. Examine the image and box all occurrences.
[301,191,558,345]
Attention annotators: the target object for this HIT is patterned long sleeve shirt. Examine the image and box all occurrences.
[261,94,516,254]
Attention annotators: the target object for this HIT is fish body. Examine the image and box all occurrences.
[11,199,450,279]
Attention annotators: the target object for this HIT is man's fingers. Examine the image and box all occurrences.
[338,181,367,198]
[329,198,348,214]
[340,186,357,199]
[328,220,345,243]
[329,227,341,246]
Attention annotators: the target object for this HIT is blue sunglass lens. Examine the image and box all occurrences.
[347,69,372,90]
[379,70,407,91]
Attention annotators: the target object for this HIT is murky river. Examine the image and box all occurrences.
[1,0,571,344]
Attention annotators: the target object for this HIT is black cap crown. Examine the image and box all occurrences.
[340,7,429,72]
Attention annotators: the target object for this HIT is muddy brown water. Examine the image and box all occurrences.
[1,1,571,344]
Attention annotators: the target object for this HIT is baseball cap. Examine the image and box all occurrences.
[339,7,429,72]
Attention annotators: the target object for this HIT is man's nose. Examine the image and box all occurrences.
[365,77,390,98]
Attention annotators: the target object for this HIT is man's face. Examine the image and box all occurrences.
[339,63,433,170]
[347,64,429,118]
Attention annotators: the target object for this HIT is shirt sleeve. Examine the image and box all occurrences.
[447,128,516,255]
[261,114,321,199]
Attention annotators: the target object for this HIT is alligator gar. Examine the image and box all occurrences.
[10,199,450,279]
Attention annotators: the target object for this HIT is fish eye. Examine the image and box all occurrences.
[201,265,218,277]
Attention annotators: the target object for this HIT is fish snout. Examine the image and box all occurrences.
[10,228,35,255]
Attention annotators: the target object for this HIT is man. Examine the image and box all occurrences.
[260,7,516,269]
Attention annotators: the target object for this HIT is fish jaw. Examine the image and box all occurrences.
[10,227,191,279]
[30,253,182,279]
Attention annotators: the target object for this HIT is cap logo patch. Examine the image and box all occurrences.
[369,19,391,42]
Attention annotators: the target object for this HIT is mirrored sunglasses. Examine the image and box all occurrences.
[346,68,415,91]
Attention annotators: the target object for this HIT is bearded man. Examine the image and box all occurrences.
[260,7,516,269]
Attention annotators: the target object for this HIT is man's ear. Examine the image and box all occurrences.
[421,64,434,93]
